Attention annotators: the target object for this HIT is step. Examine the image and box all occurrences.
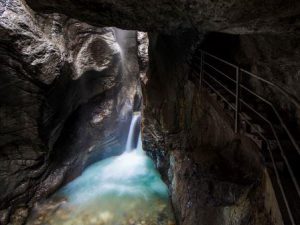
[209,92,218,100]
[245,133,264,149]
[250,123,265,134]
[240,112,252,121]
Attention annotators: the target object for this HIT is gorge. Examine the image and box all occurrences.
[0,0,300,225]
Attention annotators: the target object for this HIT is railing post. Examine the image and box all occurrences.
[234,67,240,133]
[200,50,203,89]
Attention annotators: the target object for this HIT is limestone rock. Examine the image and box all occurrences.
[0,0,140,222]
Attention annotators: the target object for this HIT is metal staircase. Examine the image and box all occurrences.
[187,49,300,225]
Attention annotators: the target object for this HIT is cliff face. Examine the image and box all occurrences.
[0,1,139,223]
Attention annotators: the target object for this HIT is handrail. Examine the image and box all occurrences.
[190,72,235,110]
[204,61,236,83]
[240,99,300,199]
[241,115,296,225]
[199,50,300,157]
[203,71,236,96]
[240,83,300,155]
[188,49,300,225]
[202,70,300,199]
[195,51,239,69]
[196,51,300,109]
[240,69,300,109]
[203,79,236,110]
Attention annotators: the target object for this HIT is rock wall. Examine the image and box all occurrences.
[142,32,273,225]
[0,0,139,223]
[200,31,300,140]
[238,34,300,133]
[25,0,300,34]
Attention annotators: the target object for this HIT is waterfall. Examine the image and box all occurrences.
[136,132,142,151]
[125,112,141,152]
[26,29,175,225]
[27,112,175,225]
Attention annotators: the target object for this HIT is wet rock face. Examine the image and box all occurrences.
[25,0,300,34]
[143,31,299,225]
[142,32,271,225]
[0,0,139,223]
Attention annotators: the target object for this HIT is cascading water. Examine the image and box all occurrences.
[27,113,175,225]
[125,112,141,152]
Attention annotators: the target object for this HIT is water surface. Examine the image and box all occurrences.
[28,115,175,225]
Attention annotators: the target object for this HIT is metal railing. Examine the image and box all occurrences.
[189,50,300,225]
